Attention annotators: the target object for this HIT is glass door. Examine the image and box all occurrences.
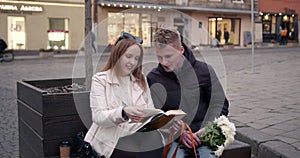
[209,17,241,45]
[7,16,26,49]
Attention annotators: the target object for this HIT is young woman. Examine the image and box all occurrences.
[84,38,164,158]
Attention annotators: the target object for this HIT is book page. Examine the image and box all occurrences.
[165,109,186,116]
[142,108,164,117]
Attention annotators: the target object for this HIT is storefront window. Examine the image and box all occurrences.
[141,14,152,47]
[289,16,295,38]
[48,18,69,50]
[271,16,276,34]
[208,17,240,45]
[124,13,139,36]
[262,14,271,34]
[107,12,152,47]
[7,16,26,49]
[108,13,140,45]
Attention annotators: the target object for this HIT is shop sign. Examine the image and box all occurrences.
[0,3,43,14]
[284,8,296,14]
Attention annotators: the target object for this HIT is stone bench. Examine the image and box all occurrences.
[221,140,251,158]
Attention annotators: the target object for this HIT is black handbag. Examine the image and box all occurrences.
[74,132,105,158]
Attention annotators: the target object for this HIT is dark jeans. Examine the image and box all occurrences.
[225,38,229,44]
[280,36,287,45]
[110,130,164,158]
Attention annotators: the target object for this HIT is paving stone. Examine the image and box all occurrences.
[291,141,300,151]
[247,122,270,130]
[269,123,299,132]
[281,129,300,140]
[274,136,299,144]
[261,127,288,136]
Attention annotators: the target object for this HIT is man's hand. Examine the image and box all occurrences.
[181,130,201,148]
[123,106,146,122]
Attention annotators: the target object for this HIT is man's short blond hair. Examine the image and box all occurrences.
[154,28,181,49]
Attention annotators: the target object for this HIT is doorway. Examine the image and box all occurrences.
[208,17,241,46]
[7,16,26,49]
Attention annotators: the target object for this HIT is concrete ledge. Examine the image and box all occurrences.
[236,127,274,156]
[235,126,300,158]
[258,140,300,158]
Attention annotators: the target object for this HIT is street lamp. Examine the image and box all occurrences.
[251,0,255,73]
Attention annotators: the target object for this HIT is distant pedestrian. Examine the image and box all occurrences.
[0,38,7,52]
[211,38,219,48]
[216,29,222,42]
[281,28,288,45]
[224,28,229,44]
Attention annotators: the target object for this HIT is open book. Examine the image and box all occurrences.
[136,108,186,132]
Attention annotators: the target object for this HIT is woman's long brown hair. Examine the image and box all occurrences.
[101,38,147,91]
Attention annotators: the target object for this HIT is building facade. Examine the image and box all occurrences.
[0,0,259,50]
[258,0,299,43]
[96,0,256,47]
[0,0,84,50]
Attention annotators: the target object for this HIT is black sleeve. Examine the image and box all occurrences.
[209,65,229,116]
[202,65,229,125]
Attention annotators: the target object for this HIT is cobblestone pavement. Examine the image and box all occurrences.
[225,49,300,157]
[0,47,299,157]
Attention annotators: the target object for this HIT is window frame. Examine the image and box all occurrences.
[232,0,244,3]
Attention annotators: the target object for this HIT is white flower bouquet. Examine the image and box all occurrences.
[199,115,236,157]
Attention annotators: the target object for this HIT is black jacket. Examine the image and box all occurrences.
[147,43,229,132]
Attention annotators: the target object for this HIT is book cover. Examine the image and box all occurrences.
[137,109,186,132]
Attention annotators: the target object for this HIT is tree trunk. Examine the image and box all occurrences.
[85,0,93,90]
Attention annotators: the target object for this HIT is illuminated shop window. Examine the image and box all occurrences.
[48,18,69,50]
[108,13,140,45]
[107,12,153,47]
[208,17,241,45]
[7,16,26,49]
[262,14,271,34]
[232,0,243,3]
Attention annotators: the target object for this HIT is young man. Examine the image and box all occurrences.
[147,28,229,157]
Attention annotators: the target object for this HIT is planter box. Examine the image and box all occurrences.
[39,51,54,58]
[17,78,91,158]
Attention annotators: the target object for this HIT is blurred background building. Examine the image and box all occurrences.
[97,0,255,48]
[0,0,84,50]
[0,0,299,51]
[258,0,299,43]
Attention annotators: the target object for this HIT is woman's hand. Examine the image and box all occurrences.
[123,106,146,122]
[170,120,183,132]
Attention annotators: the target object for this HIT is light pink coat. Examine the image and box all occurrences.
[84,70,155,157]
